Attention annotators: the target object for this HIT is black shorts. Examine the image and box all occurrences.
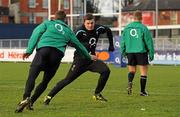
[127,53,149,66]
[31,47,64,71]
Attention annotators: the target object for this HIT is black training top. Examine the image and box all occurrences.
[73,24,114,59]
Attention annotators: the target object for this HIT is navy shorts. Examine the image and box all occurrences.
[127,53,149,66]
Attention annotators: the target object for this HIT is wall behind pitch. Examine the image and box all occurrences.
[0,24,38,39]
[0,48,74,62]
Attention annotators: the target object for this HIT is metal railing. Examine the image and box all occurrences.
[0,38,180,51]
[0,39,28,49]
[154,38,180,51]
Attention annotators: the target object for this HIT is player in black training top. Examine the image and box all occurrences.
[44,13,114,104]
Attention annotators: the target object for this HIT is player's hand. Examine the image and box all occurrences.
[149,54,154,61]
[22,53,31,60]
[108,46,114,52]
[90,55,98,61]
[122,52,127,57]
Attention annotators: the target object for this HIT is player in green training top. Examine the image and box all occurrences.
[120,10,154,96]
[15,10,97,113]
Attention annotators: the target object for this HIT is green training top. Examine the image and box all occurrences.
[26,20,91,60]
[120,21,154,58]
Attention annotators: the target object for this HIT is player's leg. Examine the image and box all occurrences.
[137,53,149,96]
[23,66,41,100]
[139,65,148,96]
[30,68,58,104]
[127,65,136,95]
[30,47,63,105]
[126,53,137,95]
[15,50,43,113]
[44,59,88,105]
[87,60,110,102]
[22,66,42,111]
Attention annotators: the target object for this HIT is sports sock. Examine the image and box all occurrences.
[140,76,147,92]
[128,72,135,83]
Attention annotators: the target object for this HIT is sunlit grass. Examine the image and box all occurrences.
[0,62,179,117]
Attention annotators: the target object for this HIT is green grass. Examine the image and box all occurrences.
[0,62,179,117]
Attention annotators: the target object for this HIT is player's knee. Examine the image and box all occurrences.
[100,68,110,79]
[104,67,110,74]
[128,72,135,79]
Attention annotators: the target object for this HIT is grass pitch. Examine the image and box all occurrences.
[0,62,179,117]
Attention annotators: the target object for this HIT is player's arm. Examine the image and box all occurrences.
[67,29,85,47]
[144,27,155,61]
[25,21,47,55]
[97,25,114,52]
[120,30,126,57]
[105,27,114,52]
[23,21,46,60]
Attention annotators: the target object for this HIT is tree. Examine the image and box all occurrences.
[86,1,98,13]
[86,0,100,21]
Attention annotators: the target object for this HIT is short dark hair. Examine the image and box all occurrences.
[134,10,142,21]
[55,10,66,21]
[83,13,94,22]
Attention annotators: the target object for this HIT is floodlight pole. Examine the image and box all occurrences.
[155,0,158,39]
[118,0,122,36]
[48,0,51,20]
[70,0,73,30]
[58,0,61,10]
[8,0,11,5]
[84,0,86,15]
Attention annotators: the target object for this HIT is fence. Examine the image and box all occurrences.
[0,38,180,50]
[0,39,28,49]
[0,38,180,65]
[154,38,180,51]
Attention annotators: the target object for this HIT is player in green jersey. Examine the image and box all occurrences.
[15,10,97,113]
[120,10,154,96]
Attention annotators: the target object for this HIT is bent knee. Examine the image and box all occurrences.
[101,67,110,74]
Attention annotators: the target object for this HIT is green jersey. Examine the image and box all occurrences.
[120,21,154,58]
[26,20,91,60]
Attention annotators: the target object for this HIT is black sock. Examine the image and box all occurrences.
[140,76,147,92]
[128,72,135,83]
